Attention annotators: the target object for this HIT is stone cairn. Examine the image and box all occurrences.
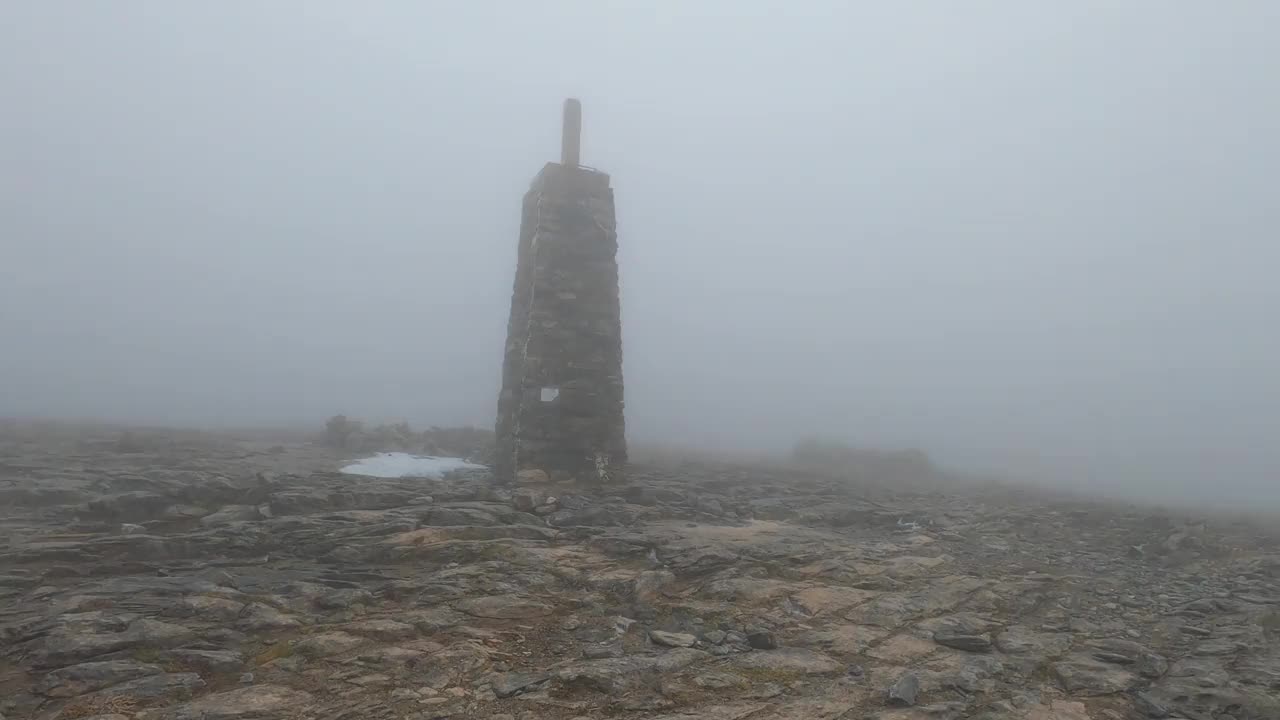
[494,99,626,484]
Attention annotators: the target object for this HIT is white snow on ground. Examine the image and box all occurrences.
[339,452,485,479]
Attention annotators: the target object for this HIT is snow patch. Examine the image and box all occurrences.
[339,452,485,479]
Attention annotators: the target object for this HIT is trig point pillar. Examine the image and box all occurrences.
[495,99,626,484]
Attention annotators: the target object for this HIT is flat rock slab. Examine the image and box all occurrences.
[5,427,1280,720]
[1051,656,1138,695]
[869,633,938,663]
[490,670,552,698]
[933,632,993,652]
[35,659,163,697]
[162,595,245,621]
[78,672,205,703]
[846,576,987,628]
[135,684,313,720]
[1024,700,1093,720]
[801,624,889,655]
[236,603,301,631]
[32,619,194,669]
[789,586,880,616]
[164,649,244,674]
[646,704,770,720]
[730,648,843,676]
[455,594,553,619]
[650,630,698,648]
[343,618,417,641]
[871,701,967,720]
[294,631,365,657]
[994,626,1073,658]
[555,649,708,694]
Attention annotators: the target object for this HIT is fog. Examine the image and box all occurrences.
[3,3,1277,508]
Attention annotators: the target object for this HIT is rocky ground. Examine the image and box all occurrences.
[2,422,1278,720]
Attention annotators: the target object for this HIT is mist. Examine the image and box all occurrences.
[3,2,1277,509]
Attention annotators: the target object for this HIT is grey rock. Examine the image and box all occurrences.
[934,632,993,652]
[404,607,464,632]
[874,702,967,719]
[582,643,624,659]
[166,649,245,674]
[746,629,778,650]
[129,618,196,646]
[1050,656,1138,695]
[729,648,842,676]
[665,546,741,574]
[690,671,748,690]
[314,588,374,610]
[546,505,629,528]
[888,671,921,706]
[512,488,547,513]
[1133,655,1280,720]
[421,643,492,689]
[422,505,504,526]
[199,505,262,527]
[134,684,313,720]
[162,504,211,520]
[694,496,724,515]
[388,688,418,701]
[164,595,245,621]
[236,603,301,631]
[267,490,334,515]
[994,626,1072,658]
[632,570,676,604]
[921,613,996,636]
[343,619,416,641]
[35,660,163,697]
[490,671,551,698]
[921,614,997,652]
[747,498,795,520]
[649,630,698,648]
[553,649,707,694]
[294,632,364,658]
[82,492,171,522]
[1088,638,1168,678]
[31,618,194,668]
[1134,691,1172,718]
[456,594,553,619]
[847,576,987,627]
[80,672,205,702]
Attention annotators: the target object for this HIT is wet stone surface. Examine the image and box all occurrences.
[2,423,1279,719]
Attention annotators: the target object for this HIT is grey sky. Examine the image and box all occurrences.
[3,2,1278,507]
